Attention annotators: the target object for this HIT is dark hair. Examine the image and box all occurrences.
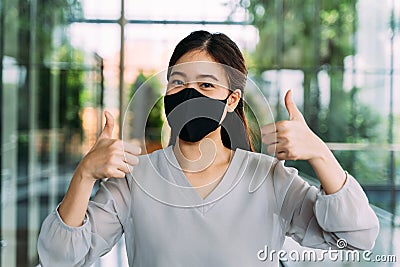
[168,30,254,151]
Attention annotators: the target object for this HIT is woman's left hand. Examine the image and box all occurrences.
[261,90,326,161]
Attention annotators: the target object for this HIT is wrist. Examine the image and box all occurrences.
[307,138,332,165]
[75,162,97,185]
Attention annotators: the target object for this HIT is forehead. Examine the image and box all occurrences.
[171,50,226,79]
[175,50,216,64]
[170,61,226,79]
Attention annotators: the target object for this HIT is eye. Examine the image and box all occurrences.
[200,82,214,88]
[171,79,184,86]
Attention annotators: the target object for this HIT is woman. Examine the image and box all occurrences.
[38,30,379,266]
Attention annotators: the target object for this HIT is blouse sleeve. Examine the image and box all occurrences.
[37,177,132,267]
[274,161,379,250]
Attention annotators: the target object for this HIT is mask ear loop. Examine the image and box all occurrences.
[226,90,234,100]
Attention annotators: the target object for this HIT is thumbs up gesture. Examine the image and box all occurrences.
[261,90,326,161]
[76,111,142,181]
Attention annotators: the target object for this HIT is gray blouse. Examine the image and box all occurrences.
[37,146,379,266]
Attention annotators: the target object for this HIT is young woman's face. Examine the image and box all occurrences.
[166,50,231,100]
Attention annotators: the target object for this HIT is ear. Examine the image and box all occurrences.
[227,89,242,112]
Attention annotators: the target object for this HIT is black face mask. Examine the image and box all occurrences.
[164,88,230,143]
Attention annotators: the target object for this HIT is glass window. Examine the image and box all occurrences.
[1,0,400,266]
[80,0,121,19]
[125,0,248,22]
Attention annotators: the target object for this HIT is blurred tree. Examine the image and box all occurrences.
[240,0,356,135]
[53,44,86,132]
[8,1,84,265]
[12,0,84,144]
[326,87,383,180]
[238,0,384,182]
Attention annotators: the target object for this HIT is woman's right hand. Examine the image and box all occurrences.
[76,111,142,182]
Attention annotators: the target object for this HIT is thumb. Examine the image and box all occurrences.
[284,90,304,121]
[99,111,114,139]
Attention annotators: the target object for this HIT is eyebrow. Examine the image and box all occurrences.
[197,74,219,81]
[169,71,219,81]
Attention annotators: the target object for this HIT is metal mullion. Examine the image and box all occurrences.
[118,0,125,139]
[388,0,396,226]
[0,0,4,262]
[67,18,249,26]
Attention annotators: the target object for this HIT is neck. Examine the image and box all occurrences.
[173,127,233,173]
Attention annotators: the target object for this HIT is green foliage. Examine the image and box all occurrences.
[241,0,358,134]
[241,0,387,185]
[53,44,86,130]
[11,0,87,134]
[319,0,356,65]
[12,0,81,64]
[242,0,357,70]
[323,87,384,183]
[286,86,384,183]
